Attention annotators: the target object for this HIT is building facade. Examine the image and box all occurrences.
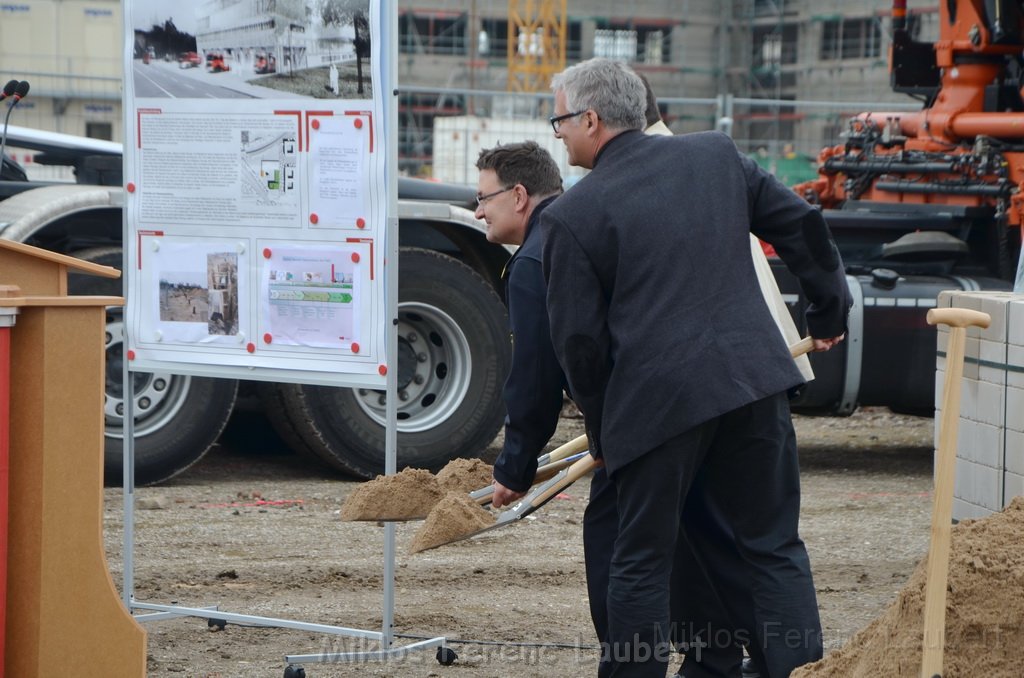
[0,0,940,172]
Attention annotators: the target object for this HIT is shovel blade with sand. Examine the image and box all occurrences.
[409,336,816,554]
[409,452,598,553]
[340,434,590,522]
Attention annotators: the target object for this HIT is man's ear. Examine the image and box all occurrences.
[514,184,529,212]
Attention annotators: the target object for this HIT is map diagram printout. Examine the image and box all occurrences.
[260,245,365,350]
[138,113,301,228]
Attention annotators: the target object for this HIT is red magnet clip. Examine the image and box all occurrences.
[311,119,320,130]
[263,333,273,344]
[126,182,136,193]
[246,342,256,353]
[310,213,319,224]
[262,247,272,259]
[351,253,360,263]
[351,342,360,354]
[378,364,387,376]
[356,217,366,229]
[354,118,363,129]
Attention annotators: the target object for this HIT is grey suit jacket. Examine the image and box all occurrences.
[541,130,851,473]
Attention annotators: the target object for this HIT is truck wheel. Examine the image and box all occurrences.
[68,247,239,485]
[268,248,510,479]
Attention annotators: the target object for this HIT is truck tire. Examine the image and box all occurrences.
[267,248,510,479]
[67,247,239,485]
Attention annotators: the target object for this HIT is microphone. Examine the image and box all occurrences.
[1,80,30,179]
[12,80,29,102]
[0,80,17,101]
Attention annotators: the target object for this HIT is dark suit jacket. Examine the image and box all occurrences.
[541,130,851,473]
[493,195,568,492]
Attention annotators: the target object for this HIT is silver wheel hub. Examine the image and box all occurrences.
[104,318,192,439]
[353,302,473,432]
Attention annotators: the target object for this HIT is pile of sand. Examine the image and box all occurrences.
[436,458,494,495]
[409,491,496,554]
[339,468,442,521]
[793,496,1024,677]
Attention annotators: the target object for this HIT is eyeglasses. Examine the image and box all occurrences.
[549,110,586,133]
[475,186,514,206]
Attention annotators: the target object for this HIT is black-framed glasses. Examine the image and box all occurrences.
[475,186,514,206]
[549,110,586,133]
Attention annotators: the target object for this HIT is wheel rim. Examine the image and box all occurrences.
[103,316,193,439]
[352,301,473,432]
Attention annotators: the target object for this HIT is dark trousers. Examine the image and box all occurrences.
[585,471,742,678]
[585,392,822,678]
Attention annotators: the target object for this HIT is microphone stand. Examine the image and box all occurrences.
[0,99,22,179]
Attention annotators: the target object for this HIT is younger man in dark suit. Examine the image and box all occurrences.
[543,58,851,678]
[473,141,568,508]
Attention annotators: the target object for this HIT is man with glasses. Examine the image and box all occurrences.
[473,141,568,509]
[541,58,851,678]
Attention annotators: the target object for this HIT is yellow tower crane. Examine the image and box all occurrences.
[506,0,567,92]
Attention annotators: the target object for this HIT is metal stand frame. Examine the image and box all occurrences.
[119,2,447,673]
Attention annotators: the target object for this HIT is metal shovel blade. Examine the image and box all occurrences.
[409,453,598,553]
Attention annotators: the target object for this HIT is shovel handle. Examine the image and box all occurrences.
[926,307,991,329]
[528,455,597,508]
[790,336,814,358]
[469,451,590,504]
[536,433,589,468]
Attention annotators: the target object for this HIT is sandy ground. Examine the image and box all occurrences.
[102,406,934,677]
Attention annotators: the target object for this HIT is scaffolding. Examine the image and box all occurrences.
[506,0,567,92]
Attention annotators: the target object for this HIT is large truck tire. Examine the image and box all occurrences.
[266,247,511,479]
[67,247,239,485]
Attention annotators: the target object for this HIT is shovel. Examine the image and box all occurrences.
[411,336,816,552]
[919,307,991,678]
[466,434,590,506]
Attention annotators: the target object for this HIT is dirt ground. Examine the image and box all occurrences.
[102,406,935,677]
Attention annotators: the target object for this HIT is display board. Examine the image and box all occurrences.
[123,0,387,388]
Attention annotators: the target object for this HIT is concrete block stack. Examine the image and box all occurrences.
[935,291,1024,520]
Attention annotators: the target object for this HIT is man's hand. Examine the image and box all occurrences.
[812,334,846,352]
[492,481,527,509]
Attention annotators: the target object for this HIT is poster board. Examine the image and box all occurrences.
[123,0,387,388]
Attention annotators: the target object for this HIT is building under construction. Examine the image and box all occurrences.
[396,0,939,170]
[0,0,939,172]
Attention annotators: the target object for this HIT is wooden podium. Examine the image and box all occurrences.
[0,239,145,676]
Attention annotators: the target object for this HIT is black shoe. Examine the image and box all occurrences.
[741,656,761,678]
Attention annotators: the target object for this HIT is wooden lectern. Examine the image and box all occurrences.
[0,239,145,677]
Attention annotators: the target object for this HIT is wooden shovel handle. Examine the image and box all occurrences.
[534,453,585,483]
[919,307,989,678]
[529,455,598,507]
[544,433,589,464]
[926,308,991,329]
[790,336,814,358]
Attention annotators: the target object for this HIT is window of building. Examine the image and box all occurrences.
[566,21,583,61]
[86,122,113,141]
[477,18,579,61]
[820,18,881,60]
[593,22,671,64]
[753,0,797,18]
[479,18,507,57]
[594,29,636,61]
[399,12,468,56]
[753,24,797,68]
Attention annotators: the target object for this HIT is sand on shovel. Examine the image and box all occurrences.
[435,457,494,495]
[408,491,496,554]
[339,468,443,521]
[791,496,1024,678]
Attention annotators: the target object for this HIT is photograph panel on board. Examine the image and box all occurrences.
[130,0,373,100]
